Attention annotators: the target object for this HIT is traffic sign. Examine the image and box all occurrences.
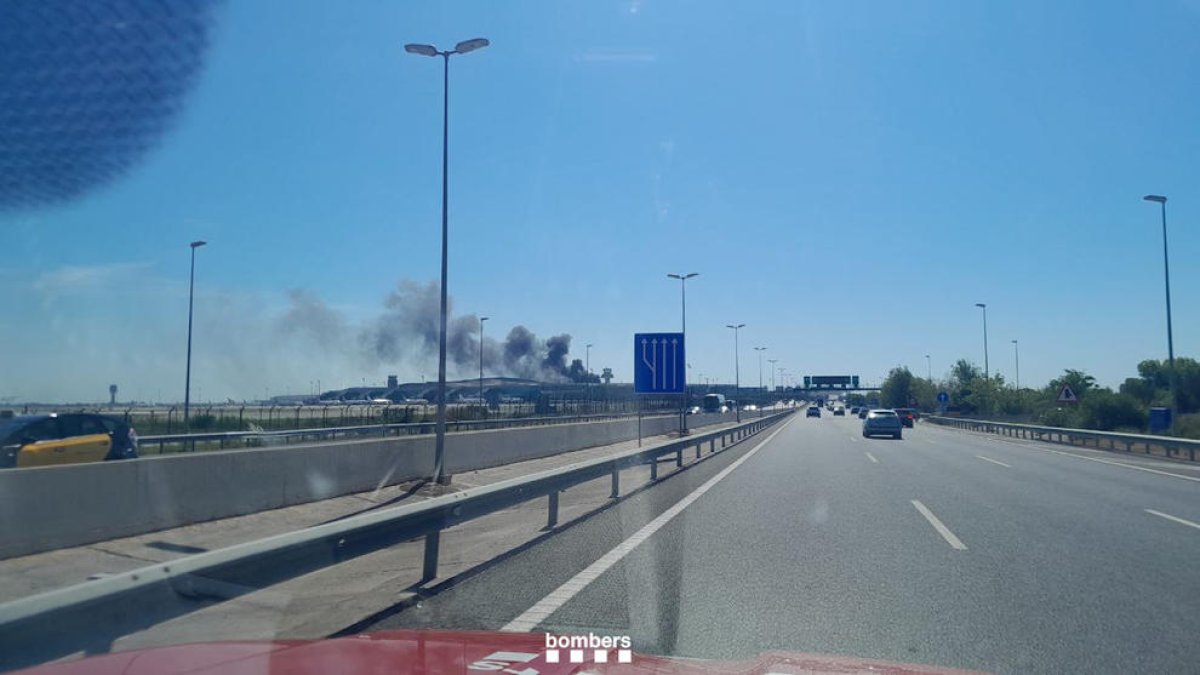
[1057,383,1078,404]
[634,333,685,394]
[937,391,949,403]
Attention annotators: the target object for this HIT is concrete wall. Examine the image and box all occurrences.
[0,412,740,559]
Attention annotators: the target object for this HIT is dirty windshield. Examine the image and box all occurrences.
[2,2,1199,674]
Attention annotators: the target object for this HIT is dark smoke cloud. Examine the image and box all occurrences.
[543,334,571,378]
[278,280,595,382]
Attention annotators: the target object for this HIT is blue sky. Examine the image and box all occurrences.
[3,0,1200,403]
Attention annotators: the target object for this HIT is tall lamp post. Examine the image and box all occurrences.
[668,273,698,432]
[585,342,593,412]
[768,358,778,391]
[478,316,489,412]
[754,347,767,391]
[1144,194,1177,427]
[726,324,745,421]
[405,37,489,484]
[975,303,989,380]
[925,354,932,381]
[1011,340,1020,390]
[184,240,206,434]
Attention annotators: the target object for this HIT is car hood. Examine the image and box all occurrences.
[18,629,988,675]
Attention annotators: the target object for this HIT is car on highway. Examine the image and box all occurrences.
[833,406,845,416]
[862,409,903,439]
[685,406,702,415]
[894,408,917,428]
[806,406,821,418]
[849,406,860,415]
[857,408,869,419]
[0,413,138,469]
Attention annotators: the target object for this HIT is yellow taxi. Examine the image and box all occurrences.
[0,413,139,469]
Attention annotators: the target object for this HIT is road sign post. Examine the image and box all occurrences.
[635,332,686,439]
[1056,384,1078,404]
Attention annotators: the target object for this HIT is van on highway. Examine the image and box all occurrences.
[701,393,726,413]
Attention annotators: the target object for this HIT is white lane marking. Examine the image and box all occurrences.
[865,452,879,464]
[1004,443,1200,483]
[924,437,939,444]
[976,455,1011,468]
[1145,509,1200,531]
[935,424,1200,481]
[911,500,968,551]
[502,417,795,632]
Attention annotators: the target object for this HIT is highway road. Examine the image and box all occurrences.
[361,412,1200,674]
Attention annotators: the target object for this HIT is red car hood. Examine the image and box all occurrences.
[19,629,988,675]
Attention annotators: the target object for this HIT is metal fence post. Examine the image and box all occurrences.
[650,457,658,480]
[421,531,440,582]
[676,447,683,467]
[546,492,559,529]
[610,468,620,498]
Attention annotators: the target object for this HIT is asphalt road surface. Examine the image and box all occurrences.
[364,413,1200,674]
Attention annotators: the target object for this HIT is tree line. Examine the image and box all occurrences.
[870,357,1200,436]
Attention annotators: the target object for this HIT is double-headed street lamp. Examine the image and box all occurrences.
[1144,194,1177,426]
[668,273,698,431]
[184,240,206,433]
[726,324,745,421]
[753,347,767,390]
[975,303,989,380]
[405,37,489,484]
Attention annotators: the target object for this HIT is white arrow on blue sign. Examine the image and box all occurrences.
[937,391,949,403]
[634,332,686,394]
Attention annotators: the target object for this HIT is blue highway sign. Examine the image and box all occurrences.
[634,332,686,394]
[937,391,949,403]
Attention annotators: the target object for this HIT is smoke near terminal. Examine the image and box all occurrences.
[280,280,599,384]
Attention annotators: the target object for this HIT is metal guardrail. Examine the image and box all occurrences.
[927,416,1200,462]
[0,410,793,670]
[139,411,670,454]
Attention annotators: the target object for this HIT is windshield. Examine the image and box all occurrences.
[3,2,1199,674]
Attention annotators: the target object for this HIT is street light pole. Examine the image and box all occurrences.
[184,240,206,434]
[668,273,698,432]
[754,347,766,391]
[1145,194,1177,426]
[585,342,593,412]
[768,359,778,391]
[1011,340,1020,389]
[975,303,989,380]
[925,354,932,382]
[726,324,745,421]
[405,37,489,485]
[479,316,488,411]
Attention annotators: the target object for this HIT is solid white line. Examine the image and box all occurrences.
[1006,443,1200,483]
[976,455,1011,468]
[936,424,1200,482]
[865,452,879,464]
[502,417,795,632]
[1145,509,1200,531]
[911,500,968,550]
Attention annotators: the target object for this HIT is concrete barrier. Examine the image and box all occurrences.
[0,411,737,559]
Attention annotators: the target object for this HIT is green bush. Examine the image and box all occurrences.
[1172,413,1200,440]
[1078,391,1146,432]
